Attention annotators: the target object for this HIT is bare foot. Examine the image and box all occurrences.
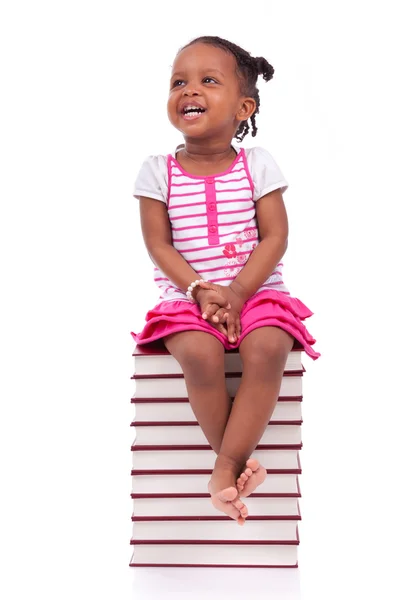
[236,458,267,497]
[208,467,248,526]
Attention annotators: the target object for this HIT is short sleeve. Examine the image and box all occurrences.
[133,155,168,203]
[246,147,289,201]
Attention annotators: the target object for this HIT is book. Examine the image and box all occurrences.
[131,398,302,423]
[130,343,305,569]
[131,473,301,497]
[132,372,303,399]
[133,342,303,375]
[129,539,299,567]
[131,423,302,448]
[132,497,300,518]
[131,518,299,542]
[131,449,301,473]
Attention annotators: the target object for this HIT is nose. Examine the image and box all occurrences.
[183,87,200,97]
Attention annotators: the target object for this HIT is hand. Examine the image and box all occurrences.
[197,281,245,318]
[194,287,231,340]
[216,307,242,344]
[197,296,239,343]
[194,286,231,323]
[196,282,246,343]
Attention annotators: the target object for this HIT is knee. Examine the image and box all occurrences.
[240,335,290,371]
[177,341,224,383]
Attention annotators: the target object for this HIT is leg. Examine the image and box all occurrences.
[163,331,231,454]
[210,326,295,502]
[163,330,248,524]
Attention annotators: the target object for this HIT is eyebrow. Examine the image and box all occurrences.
[170,68,225,79]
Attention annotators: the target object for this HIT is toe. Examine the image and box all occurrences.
[232,497,248,517]
[223,502,242,522]
[246,458,259,470]
[218,486,239,502]
[211,493,241,522]
[245,467,253,477]
[233,498,245,510]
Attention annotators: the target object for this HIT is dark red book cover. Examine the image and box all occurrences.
[133,341,303,356]
[130,475,301,499]
[131,500,301,520]
[131,396,303,403]
[131,443,302,451]
[129,562,298,568]
[132,369,305,381]
[129,527,299,568]
[131,452,302,476]
[131,514,301,524]
[131,419,303,426]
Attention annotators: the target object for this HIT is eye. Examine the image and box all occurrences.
[171,79,185,88]
[203,77,218,84]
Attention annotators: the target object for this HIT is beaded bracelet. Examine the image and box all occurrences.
[186,279,207,302]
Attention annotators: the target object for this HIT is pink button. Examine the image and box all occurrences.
[205,177,214,184]
[208,203,216,211]
[209,225,217,233]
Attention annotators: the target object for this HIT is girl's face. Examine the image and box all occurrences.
[167,43,252,141]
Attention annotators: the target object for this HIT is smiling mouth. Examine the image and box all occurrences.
[181,106,207,120]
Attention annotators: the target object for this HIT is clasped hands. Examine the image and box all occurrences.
[193,280,246,344]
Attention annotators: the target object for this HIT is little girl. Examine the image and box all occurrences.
[131,35,320,526]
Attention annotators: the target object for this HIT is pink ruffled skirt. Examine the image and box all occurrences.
[131,289,321,360]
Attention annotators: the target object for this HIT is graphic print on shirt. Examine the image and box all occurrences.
[222,229,258,278]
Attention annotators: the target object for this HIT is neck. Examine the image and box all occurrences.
[181,139,235,164]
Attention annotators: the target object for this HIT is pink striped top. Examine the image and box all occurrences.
[134,145,290,302]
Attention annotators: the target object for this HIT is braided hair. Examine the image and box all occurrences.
[181,36,274,142]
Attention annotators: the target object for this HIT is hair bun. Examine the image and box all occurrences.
[254,56,274,82]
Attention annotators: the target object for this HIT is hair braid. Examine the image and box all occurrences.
[182,36,274,142]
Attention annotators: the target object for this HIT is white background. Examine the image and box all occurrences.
[1,1,399,598]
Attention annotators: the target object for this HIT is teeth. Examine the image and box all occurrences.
[183,105,205,114]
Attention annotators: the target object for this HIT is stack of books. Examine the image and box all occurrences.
[130,340,305,568]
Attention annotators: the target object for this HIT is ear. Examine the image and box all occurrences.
[236,97,256,122]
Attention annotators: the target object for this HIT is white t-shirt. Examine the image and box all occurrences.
[133,145,288,203]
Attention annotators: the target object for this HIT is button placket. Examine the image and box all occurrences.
[205,177,219,245]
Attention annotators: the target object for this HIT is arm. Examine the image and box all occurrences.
[139,196,230,309]
[139,196,201,292]
[230,188,289,303]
